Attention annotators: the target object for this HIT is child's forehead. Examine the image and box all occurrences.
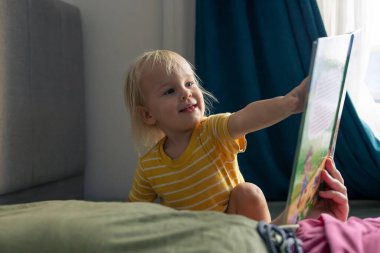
[139,63,194,91]
[142,60,194,78]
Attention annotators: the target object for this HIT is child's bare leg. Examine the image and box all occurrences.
[226,182,271,223]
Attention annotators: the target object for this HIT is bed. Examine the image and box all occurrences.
[0,200,270,253]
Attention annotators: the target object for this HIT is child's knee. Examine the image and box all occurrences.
[229,183,271,222]
[235,182,265,203]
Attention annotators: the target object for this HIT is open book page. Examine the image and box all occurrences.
[283,34,354,224]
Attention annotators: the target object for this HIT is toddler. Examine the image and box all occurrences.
[125,50,308,222]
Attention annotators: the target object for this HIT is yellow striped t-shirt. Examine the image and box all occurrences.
[128,113,246,212]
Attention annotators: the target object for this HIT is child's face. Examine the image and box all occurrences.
[139,64,205,134]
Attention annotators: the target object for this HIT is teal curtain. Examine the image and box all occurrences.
[336,99,380,199]
[195,0,380,200]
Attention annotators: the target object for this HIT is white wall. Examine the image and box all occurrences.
[68,0,195,200]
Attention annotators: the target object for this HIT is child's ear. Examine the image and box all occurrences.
[136,106,156,125]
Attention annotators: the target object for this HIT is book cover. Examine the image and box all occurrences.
[283,33,355,224]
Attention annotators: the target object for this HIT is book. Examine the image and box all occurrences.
[282,33,355,224]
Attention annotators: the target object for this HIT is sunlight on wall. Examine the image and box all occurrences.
[359,0,380,139]
[365,0,380,101]
[367,1,380,46]
[317,0,380,140]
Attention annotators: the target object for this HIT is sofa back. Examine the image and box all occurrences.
[0,0,85,202]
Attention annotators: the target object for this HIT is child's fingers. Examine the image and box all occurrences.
[321,169,347,195]
[319,189,349,222]
[325,157,344,184]
[319,190,348,205]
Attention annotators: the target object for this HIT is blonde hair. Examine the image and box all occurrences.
[124,50,217,154]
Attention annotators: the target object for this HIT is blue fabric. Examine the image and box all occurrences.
[336,97,380,199]
[195,0,380,200]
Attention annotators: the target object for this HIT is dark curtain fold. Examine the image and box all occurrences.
[195,0,380,200]
[336,98,380,199]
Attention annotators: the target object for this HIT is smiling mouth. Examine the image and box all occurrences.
[180,104,197,112]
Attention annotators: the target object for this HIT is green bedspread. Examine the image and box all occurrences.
[0,200,267,253]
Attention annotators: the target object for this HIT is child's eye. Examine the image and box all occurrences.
[163,88,175,95]
[185,81,194,87]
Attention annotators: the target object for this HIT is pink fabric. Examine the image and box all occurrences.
[296,214,380,253]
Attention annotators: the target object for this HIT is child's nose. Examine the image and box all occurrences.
[181,88,192,100]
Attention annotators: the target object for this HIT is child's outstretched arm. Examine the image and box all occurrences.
[228,77,308,139]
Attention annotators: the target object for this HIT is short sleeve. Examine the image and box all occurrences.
[205,113,246,156]
[128,162,157,202]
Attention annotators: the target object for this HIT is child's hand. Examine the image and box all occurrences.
[305,157,349,222]
[228,76,309,139]
[285,77,309,114]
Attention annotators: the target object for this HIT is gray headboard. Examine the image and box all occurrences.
[0,0,85,204]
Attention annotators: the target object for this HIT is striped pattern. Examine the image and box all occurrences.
[128,113,246,212]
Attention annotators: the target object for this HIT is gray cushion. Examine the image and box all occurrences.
[0,0,85,198]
